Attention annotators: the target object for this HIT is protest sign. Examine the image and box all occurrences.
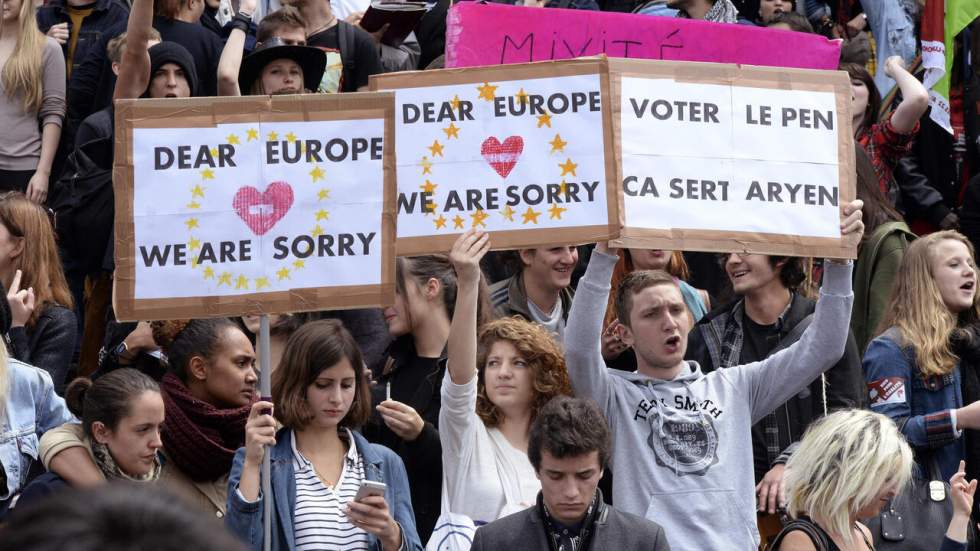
[610,59,857,258]
[371,58,618,255]
[446,3,841,71]
[112,93,396,320]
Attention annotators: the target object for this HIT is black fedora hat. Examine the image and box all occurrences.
[239,38,327,94]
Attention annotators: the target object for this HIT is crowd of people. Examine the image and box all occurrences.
[0,0,976,548]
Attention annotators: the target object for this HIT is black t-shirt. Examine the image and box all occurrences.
[306,22,384,93]
[740,314,779,365]
[153,16,224,96]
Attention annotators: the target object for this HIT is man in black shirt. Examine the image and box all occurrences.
[152,0,224,95]
[282,0,383,92]
[685,252,864,545]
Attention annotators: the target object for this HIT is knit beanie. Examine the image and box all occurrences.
[144,41,199,98]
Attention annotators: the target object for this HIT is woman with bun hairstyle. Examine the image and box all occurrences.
[0,192,76,391]
[20,369,163,506]
[39,317,257,518]
[227,319,423,551]
[363,254,491,541]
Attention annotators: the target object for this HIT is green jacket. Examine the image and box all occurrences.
[852,221,916,353]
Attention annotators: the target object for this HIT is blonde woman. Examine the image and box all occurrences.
[0,0,65,202]
[772,409,974,551]
[864,231,980,482]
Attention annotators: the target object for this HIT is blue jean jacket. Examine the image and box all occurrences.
[861,0,917,96]
[225,427,423,551]
[0,359,75,501]
[864,328,964,481]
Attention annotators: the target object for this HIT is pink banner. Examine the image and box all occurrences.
[446,3,841,70]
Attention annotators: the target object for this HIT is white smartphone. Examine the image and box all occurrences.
[354,480,387,502]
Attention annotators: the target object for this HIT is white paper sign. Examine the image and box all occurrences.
[388,74,610,251]
[621,76,842,240]
[131,119,385,300]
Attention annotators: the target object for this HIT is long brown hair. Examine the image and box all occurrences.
[854,144,903,240]
[880,231,980,377]
[0,193,73,325]
[475,317,572,428]
[1,0,46,113]
[841,63,881,136]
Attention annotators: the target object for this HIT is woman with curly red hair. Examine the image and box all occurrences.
[441,230,572,525]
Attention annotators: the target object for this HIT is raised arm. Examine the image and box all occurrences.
[113,0,154,101]
[216,0,256,97]
[886,56,930,134]
[563,241,617,409]
[741,201,864,421]
[446,230,489,385]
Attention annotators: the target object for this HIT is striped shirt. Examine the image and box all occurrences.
[292,429,370,551]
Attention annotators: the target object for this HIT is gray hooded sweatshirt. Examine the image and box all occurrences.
[564,251,853,551]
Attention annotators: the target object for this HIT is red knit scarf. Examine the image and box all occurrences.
[160,373,252,482]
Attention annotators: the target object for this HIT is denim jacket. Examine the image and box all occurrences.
[864,328,964,480]
[0,359,75,501]
[861,0,918,96]
[36,0,130,79]
[225,428,423,551]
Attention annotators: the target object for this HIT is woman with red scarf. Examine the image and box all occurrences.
[39,317,257,520]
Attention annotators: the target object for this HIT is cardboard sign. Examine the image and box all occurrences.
[112,94,396,320]
[446,3,841,71]
[371,58,619,255]
[610,59,857,258]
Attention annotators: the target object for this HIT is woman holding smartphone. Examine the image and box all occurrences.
[226,319,423,551]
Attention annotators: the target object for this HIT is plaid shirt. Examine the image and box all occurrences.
[857,119,919,201]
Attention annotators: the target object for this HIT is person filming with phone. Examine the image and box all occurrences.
[226,319,423,551]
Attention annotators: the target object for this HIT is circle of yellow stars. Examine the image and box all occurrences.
[427,83,576,232]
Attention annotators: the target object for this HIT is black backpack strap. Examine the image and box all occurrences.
[337,21,356,70]
[769,519,830,551]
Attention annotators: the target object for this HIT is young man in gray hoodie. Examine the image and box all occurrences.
[563,202,863,551]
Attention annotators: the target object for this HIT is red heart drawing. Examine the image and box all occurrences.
[232,181,294,236]
[481,136,524,179]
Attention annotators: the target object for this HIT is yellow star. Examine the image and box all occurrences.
[428,140,444,158]
[188,237,201,250]
[559,158,578,177]
[424,201,439,215]
[501,205,516,221]
[255,276,270,290]
[246,128,258,141]
[191,184,205,198]
[203,266,215,279]
[477,82,498,102]
[190,257,199,269]
[470,209,489,228]
[217,272,233,286]
[286,132,297,143]
[185,218,199,230]
[515,88,529,105]
[293,259,305,269]
[235,275,249,290]
[186,201,201,209]
[450,95,461,110]
[443,123,460,140]
[200,168,215,180]
[548,203,567,220]
[276,267,291,280]
[549,134,567,154]
[226,134,240,145]
[315,209,329,221]
[452,215,465,229]
[522,207,541,225]
[420,180,437,193]
[310,166,325,182]
[434,215,447,229]
[420,157,433,175]
[210,147,219,157]
[311,224,324,237]
[559,180,569,196]
[537,113,552,128]
[267,131,278,142]
[317,188,331,201]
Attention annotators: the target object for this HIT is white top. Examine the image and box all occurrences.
[292,429,370,551]
[438,374,540,525]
